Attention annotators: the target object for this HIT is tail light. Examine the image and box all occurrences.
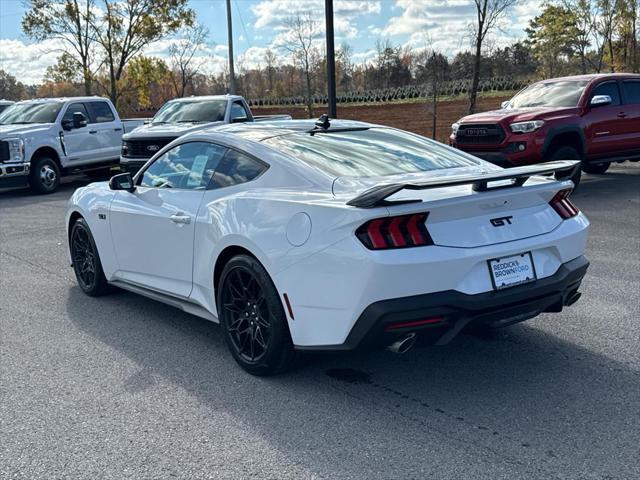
[549,189,579,219]
[356,212,433,250]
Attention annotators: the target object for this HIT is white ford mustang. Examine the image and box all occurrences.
[66,118,589,375]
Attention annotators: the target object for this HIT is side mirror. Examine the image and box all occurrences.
[501,101,510,109]
[590,95,612,108]
[61,119,73,131]
[73,111,88,128]
[109,172,135,192]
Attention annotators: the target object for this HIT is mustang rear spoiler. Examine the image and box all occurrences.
[346,160,580,208]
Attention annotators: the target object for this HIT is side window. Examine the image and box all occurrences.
[591,82,621,106]
[140,142,227,190]
[622,80,640,104]
[210,149,267,188]
[62,103,90,122]
[86,101,115,123]
[230,101,249,122]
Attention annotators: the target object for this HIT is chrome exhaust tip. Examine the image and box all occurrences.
[387,333,416,354]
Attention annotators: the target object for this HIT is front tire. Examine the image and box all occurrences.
[70,218,111,296]
[217,254,296,376]
[550,146,582,188]
[30,156,60,194]
[582,162,610,174]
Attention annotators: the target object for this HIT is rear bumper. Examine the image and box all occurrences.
[296,255,589,351]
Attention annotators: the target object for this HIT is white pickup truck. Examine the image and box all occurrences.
[120,94,290,173]
[0,97,144,193]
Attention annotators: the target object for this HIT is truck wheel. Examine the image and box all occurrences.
[550,146,582,188]
[29,156,60,194]
[582,162,610,175]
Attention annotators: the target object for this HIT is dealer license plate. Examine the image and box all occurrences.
[488,252,537,290]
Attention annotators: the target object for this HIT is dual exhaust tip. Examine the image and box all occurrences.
[387,333,416,354]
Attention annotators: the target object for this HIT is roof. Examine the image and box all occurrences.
[540,73,640,83]
[168,94,244,103]
[13,96,113,103]
[208,119,375,142]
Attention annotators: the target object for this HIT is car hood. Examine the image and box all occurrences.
[123,121,226,140]
[0,123,54,137]
[457,107,577,124]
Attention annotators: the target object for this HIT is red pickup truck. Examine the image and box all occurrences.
[450,74,640,186]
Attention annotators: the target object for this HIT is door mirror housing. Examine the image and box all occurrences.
[590,95,612,108]
[109,172,135,192]
[61,119,73,131]
[72,111,88,129]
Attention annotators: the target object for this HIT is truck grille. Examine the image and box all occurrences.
[456,124,506,145]
[0,141,9,162]
[123,138,175,158]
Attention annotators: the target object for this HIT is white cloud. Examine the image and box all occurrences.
[0,38,63,84]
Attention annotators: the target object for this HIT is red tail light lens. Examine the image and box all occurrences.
[356,212,433,250]
[549,189,579,219]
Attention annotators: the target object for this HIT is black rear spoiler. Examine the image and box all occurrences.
[346,160,580,208]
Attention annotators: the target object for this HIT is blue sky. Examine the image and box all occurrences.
[0,0,541,84]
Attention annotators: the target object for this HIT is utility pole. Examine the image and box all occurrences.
[325,0,337,118]
[226,0,236,94]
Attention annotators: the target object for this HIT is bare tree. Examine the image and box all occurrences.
[264,49,277,95]
[280,13,321,118]
[468,0,518,114]
[169,24,209,97]
[22,0,97,95]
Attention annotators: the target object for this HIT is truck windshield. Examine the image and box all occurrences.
[152,100,227,124]
[507,80,589,108]
[0,101,63,125]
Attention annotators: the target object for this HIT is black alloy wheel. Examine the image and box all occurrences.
[218,255,295,375]
[70,218,111,296]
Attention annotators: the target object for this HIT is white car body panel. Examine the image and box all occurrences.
[67,120,590,349]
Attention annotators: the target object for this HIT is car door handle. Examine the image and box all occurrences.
[170,213,191,224]
[89,130,97,134]
[617,112,627,118]
[114,127,122,132]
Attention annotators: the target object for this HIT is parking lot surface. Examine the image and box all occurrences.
[1,165,639,480]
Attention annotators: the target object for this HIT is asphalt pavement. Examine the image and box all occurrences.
[1,165,638,479]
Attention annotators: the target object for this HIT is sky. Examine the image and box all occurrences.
[0,0,542,85]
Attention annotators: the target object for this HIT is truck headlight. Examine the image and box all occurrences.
[451,122,460,137]
[510,120,545,133]
[4,138,25,163]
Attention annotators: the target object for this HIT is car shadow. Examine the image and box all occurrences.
[65,285,640,479]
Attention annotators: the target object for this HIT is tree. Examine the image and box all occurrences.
[526,4,580,77]
[264,49,277,95]
[0,70,27,100]
[91,0,194,105]
[22,0,97,95]
[44,52,83,84]
[168,24,210,97]
[280,13,321,118]
[468,0,518,114]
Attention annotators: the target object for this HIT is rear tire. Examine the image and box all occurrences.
[217,254,296,376]
[581,162,610,174]
[70,218,111,296]
[29,156,60,194]
[550,146,582,188]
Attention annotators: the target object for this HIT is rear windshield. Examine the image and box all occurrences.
[507,80,589,108]
[262,128,480,177]
[153,99,227,124]
[0,101,63,125]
